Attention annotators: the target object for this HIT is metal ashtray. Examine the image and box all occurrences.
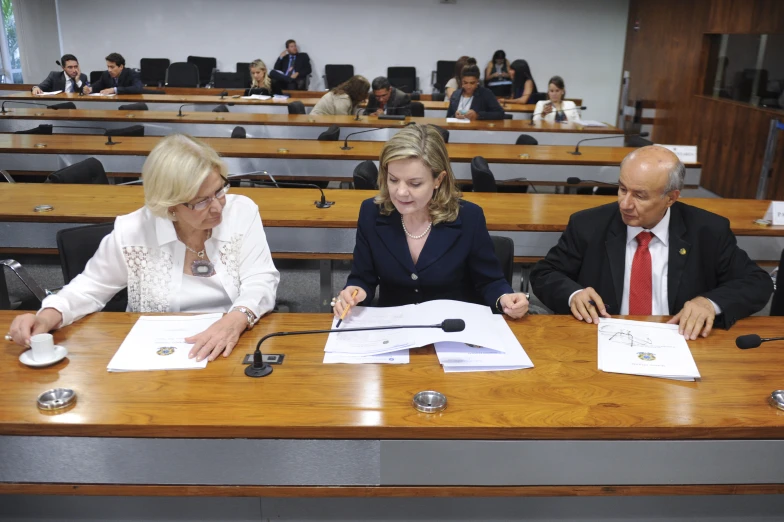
[33,205,53,212]
[754,219,772,226]
[412,390,447,413]
[37,388,76,411]
[277,148,289,153]
[769,390,784,411]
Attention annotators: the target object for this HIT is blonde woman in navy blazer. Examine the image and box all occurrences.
[332,124,529,319]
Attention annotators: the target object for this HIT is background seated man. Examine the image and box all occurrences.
[364,76,411,116]
[446,65,505,121]
[270,39,312,91]
[32,54,89,95]
[83,52,142,95]
[530,145,773,340]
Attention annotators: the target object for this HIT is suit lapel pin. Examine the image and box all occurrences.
[679,248,687,255]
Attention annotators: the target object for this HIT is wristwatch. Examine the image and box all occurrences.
[231,306,257,330]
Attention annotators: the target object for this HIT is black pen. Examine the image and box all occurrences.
[588,300,611,313]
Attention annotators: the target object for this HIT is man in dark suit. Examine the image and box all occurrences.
[270,39,312,91]
[364,76,411,116]
[32,54,89,95]
[531,146,773,339]
[446,65,505,120]
[83,53,142,95]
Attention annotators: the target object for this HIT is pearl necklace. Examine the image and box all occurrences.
[401,216,431,240]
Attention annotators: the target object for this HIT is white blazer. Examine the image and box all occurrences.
[41,194,280,327]
[532,100,581,123]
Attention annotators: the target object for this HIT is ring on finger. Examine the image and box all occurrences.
[4,333,12,342]
[329,295,343,307]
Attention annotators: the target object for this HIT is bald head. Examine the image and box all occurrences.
[620,145,684,194]
[617,145,683,229]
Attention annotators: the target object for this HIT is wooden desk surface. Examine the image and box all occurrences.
[0,134,694,167]
[1,311,783,440]
[0,185,778,237]
[0,108,620,134]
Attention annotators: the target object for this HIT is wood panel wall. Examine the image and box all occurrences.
[623,0,784,199]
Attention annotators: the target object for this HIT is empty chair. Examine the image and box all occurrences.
[15,124,53,135]
[47,158,108,184]
[288,101,306,114]
[491,235,514,287]
[318,125,340,141]
[165,62,200,87]
[387,66,417,93]
[212,104,230,113]
[187,56,217,87]
[90,70,102,84]
[56,223,128,312]
[772,249,784,316]
[515,134,538,145]
[50,102,76,110]
[429,124,449,143]
[236,62,252,89]
[212,72,245,88]
[410,93,421,101]
[352,160,378,190]
[107,125,145,137]
[432,93,446,102]
[323,64,354,89]
[433,60,457,93]
[410,101,425,117]
[139,58,170,87]
[470,156,497,193]
[503,113,514,120]
[118,102,148,111]
[231,126,247,139]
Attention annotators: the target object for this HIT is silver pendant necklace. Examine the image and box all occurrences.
[401,215,432,240]
[179,229,214,277]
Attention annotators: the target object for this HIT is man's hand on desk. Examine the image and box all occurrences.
[100,88,115,95]
[186,312,247,362]
[82,86,92,94]
[667,296,716,340]
[499,292,529,319]
[570,287,611,324]
[31,86,43,95]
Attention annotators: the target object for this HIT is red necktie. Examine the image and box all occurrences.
[629,231,654,315]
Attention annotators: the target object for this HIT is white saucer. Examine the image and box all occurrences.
[19,345,68,368]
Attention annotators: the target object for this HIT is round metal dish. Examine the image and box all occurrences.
[412,390,447,413]
[33,205,54,213]
[769,390,784,411]
[37,388,76,411]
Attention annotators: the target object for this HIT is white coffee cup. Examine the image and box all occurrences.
[30,333,55,362]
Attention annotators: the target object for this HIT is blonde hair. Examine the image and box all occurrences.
[143,134,228,219]
[375,124,461,225]
[249,59,271,91]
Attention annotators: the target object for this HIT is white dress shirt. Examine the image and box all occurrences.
[620,209,671,315]
[532,100,582,123]
[62,72,83,93]
[41,194,280,327]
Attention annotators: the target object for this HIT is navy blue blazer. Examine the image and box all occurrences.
[346,198,513,310]
[446,86,506,120]
[90,68,143,94]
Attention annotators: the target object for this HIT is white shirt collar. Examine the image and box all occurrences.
[626,207,670,247]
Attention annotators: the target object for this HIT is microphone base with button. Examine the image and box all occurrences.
[315,199,334,208]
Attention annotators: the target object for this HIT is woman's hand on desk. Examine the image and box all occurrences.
[186,312,247,362]
[499,293,529,319]
[332,286,367,319]
[7,308,63,347]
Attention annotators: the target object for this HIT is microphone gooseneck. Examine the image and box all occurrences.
[1,100,52,114]
[50,124,119,145]
[250,180,334,208]
[566,177,619,187]
[177,103,196,117]
[341,122,415,150]
[569,131,650,156]
[245,319,466,377]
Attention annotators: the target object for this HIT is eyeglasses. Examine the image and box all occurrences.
[181,182,230,211]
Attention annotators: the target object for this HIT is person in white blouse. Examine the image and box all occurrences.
[532,75,581,123]
[7,134,280,363]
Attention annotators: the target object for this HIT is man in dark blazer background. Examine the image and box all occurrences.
[364,76,411,116]
[270,39,312,91]
[531,146,773,339]
[83,53,142,95]
[446,65,505,120]
[32,54,89,95]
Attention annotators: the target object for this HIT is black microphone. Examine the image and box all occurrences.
[736,334,784,349]
[51,124,120,145]
[1,100,55,114]
[250,179,334,209]
[341,122,415,150]
[529,104,586,126]
[178,104,196,117]
[246,319,466,377]
[570,132,650,156]
[219,90,228,99]
[566,177,619,187]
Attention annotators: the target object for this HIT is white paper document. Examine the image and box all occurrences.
[597,318,700,381]
[35,90,62,96]
[88,92,116,97]
[436,315,533,373]
[446,118,471,124]
[578,120,609,127]
[323,349,409,364]
[241,94,271,100]
[107,314,223,372]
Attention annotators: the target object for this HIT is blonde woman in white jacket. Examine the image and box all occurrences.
[532,75,581,123]
[7,134,280,363]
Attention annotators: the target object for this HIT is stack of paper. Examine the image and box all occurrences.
[597,317,700,381]
[446,118,471,124]
[88,92,116,97]
[241,94,271,100]
[435,315,533,373]
[107,314,222,372]
[578,120,609,127]
[35,90,62,96]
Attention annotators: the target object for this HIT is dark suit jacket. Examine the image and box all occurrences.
[37,71,89,93]
[273,52,312,77]
[90,68,143,94]
[346,198,513,310]
[530,201,773,329]
[446,86,505,120]
[364,87,411,116]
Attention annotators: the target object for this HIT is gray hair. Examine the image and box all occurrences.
[620,145,685,197]
[371,76,391,91]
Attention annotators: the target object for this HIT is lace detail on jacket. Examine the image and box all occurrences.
[122,246,174,312]
[219,234,243,293]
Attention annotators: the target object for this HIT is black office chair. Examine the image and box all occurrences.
[50,102,76,110]
[432,93,445,102]
[90,71,103,84]
[165,62,200,87]
[627,135,654,147]
[323,64,354,89]
[387,66,417,94]
[318,125,340,141]
[15,124,53,134]
[212,104,230,113]
[107,125,145,137]
[352,160,378,190]
[139,58,170,87]
[433,60,456,93]
[429,124,449,143]
[410,101,425,117]
[470,156,498,193]
[491,235,514,287]
[231,126,247,139]
[46,158,108,184]
[288,101,306,114]
[503,113,514,120]
[771,249,784,316]
[118,102,148,111]
[410,93,421,101]
[187,56,217,87]
[515,134,538,145]
[235,62,252,89]
[56,223,128,312]
[212,72,245,89]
